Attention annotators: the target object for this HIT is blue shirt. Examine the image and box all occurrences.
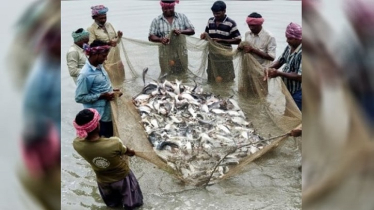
[75,60,113,122]
[23,54,61,134]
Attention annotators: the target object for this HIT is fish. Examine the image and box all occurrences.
[131,79,268,184]
[142,67,148,86]
[157,141,180,150]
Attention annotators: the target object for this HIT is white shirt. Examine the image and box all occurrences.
[244,28,276,67]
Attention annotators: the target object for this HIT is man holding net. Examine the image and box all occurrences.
[148,0,195,75]
[200,1,242,82]
[87,5,124,87]
[264,22,302,111]
[238,12,276,68]
[75,40,122,138]
[73,108,143,209]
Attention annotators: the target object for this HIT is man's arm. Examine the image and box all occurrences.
[75,75,101,103]
[245,47,275,61]
[245,36,276,61]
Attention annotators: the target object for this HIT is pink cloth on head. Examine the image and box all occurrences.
[91,5,108,16]
[246,17,264,25]
[285,22,302,40]
[160,0,179,9]
[83,43,111,56]
[73,108,100,139]
[345,0,374,26]
[21,124,60,178]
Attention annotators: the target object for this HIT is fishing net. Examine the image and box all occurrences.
[109,31,301,186]
[104,44,125,88]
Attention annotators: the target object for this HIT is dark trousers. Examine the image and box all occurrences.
[292,89,302,111]
[99,121,113,138]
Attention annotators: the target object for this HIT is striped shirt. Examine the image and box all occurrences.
[278,44,302,94]
[205,15,241,45]
[149,12,194,38]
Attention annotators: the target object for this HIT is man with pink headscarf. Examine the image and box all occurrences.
[73,108,143,209]
[149,0,195,44]
[239,12,276,67]
[149,0,195,74]
[264,22,302,111]
[87,5,122,47]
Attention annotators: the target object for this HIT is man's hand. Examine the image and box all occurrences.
[113,89,123,97]
[263,68,278,81]
[243,45,253,53]
[200,33,206,40]
[108,40,117,47]
[117,30,123,38]
[125,149,135,156]
[290,129,302,137]
[173,29,182,36]
[100,92,115,101]
[160,37,170,45]
[211,38,221,42]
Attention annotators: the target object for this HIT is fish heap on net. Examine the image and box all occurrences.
[132,79,267,185]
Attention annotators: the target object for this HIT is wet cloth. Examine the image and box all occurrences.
[73,136,130,183]
[75,60,113,122]
[98,170,143,209]
[66,44,86,83]
[244,28,276,67]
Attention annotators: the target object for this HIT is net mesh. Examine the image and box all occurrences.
[107,32,301,186]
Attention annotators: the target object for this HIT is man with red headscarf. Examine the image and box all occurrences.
[73,108,143,209]
[239,12,276,67]
[264,22,302,111]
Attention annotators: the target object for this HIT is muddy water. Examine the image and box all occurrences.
[61,1,301,209]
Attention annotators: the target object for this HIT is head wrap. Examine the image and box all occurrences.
[73,108,100,139]
[83,43,111,56]
[91,5,108,16]
[160,0,179,9]
[285,22,302,40]
[246,17,264,25]
[72,28,90,43]
[344,0,374,26]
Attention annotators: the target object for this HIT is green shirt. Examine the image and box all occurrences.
[73,137,129,184]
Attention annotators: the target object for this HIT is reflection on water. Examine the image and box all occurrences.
[62,1,301,209]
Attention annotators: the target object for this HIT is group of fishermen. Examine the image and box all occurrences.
[66,1,302,209]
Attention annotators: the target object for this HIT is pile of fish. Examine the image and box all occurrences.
[133,79,268,185]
